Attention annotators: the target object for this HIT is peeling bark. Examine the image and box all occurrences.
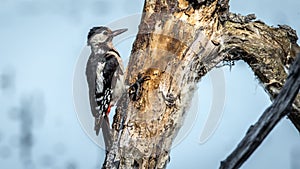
[102,0,300,168]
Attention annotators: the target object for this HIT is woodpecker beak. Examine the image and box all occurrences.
[112,28,128,37]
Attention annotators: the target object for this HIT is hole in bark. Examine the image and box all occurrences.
[133,160,139,168]
[186,0,203,9]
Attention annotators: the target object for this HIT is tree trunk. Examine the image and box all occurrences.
[103,0,300,168]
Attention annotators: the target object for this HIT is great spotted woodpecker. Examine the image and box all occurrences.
[86,26,127,140]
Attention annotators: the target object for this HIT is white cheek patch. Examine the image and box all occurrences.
[93,33,108,43]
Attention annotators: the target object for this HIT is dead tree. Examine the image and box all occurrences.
[103,0,300,168]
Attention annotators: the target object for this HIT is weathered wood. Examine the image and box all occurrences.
[220,19,300,132]
[102,0,300,168]
[105,1,223,168]
[220,53,300,169]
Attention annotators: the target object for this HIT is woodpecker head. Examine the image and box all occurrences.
[87,26,128,48]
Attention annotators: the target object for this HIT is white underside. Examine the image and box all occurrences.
[96,62,105,93]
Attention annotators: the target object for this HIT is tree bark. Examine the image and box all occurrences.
[220,53,300,169]
[103,0,300,168]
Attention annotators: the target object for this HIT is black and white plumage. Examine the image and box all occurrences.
[85,26,127,140]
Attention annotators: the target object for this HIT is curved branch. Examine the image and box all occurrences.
[220,53,300,169]
[220,20,300,132]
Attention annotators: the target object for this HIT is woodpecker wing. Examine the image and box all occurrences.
[109,50,125,105]
[95,50,119,111]
[86,49,120,135]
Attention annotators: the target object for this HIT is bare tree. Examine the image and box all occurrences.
[103,0,300,168]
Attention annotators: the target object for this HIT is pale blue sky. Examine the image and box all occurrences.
[0,0,299,169]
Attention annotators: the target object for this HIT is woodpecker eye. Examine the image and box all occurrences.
[103,31,108,35]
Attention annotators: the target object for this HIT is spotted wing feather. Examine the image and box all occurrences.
[93,51,119,135]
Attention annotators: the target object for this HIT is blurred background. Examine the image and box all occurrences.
[0,0,299,169]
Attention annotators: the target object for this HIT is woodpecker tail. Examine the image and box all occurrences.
[102,116,112,151]
[94,115,112,151]
[94,115,110,135]
[94,117,103,136]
